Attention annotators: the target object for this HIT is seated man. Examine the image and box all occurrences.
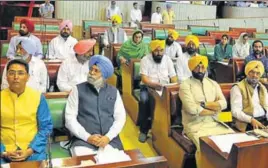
[103,14,128,48]
[57,39,96,92]
[231,60,268,132]
[7,19,43,59]
[176,35,200,83]
[139,40,177,143]
[2,37,48,93]
[164,29,183,64]
[47,20,78,60]
[0,59,53,163]
[179,56,234,167]
[65,55,126,156]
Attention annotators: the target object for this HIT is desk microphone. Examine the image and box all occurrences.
[213,22,216,31]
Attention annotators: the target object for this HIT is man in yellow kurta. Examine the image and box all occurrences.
[0,59,53,163]
[162,3,175,24]
[231,60,268,132]
[179,56,234,168]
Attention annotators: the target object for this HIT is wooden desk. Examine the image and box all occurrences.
[10,149,168,168]
[200,137,268,168]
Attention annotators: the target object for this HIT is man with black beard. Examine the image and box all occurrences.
[7,19,43,60]
[231,61,268,132]
[65,55,126,156]
[244,40,268,83]
[138,40,177,142]
[47,20,78,60]
[164,29,183,65]
[179,55,234,168]
[57,39,96,92]
[176,35,200,83]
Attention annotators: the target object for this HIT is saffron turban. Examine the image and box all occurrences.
[74,39,96,55]
[188,55,208,71]
[16,37,36,55]
[111,14,122,24]
[89,55,114,79]
[20,19,35,32]
[185,35,200,48]
[150,40,165,51]
[168,29,179,40]
[59,20,73,31]
[245,60,264,76]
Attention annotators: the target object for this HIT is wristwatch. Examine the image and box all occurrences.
[200,101,206,108]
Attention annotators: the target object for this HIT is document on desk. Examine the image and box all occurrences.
[0,164,10,168]
[217,61,229,66]
[209,133,258,153]
[94,145,131,164]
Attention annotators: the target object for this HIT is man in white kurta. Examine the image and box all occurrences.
[179,55,234,168]
[57,39,96,92]
[7,19,43,59]
[151,7,162,24]
[130,2,142,28]
[106,1,122,21]
[139,40,177,143]
[231,61,268,132]
[103,15,128,48]
[2,37,48,93]
[47,20,77,60]
[165,29,183,65]
[65,55,126,156]
[176,35,200,83]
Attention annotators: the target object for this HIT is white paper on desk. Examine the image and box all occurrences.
[94,145,131,164]
[209,133,258,153]
[0,164,10,168]
[217,61,229,66]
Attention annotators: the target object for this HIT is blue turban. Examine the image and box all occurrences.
[16,37,36,55]
[89,55,114,79]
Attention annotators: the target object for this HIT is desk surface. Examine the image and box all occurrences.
[10,149,168,168]
[200,136,268,168]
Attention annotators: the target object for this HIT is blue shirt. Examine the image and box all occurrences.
[0,95,53,154]
[39,3,54,18]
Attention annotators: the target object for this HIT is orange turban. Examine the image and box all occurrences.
[168,29,179,40]
[188,55,208,71]
[20,19,35,32]
[185,35,200,48]
[150,40,165,51]
[74,39,96,55]
[245,60,264,76]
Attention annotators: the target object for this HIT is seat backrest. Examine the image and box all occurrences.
[46,62,62,88]
[1,42,9,57]
[154,29,192,40]
[45,92,69,129]
[220,83,234,111]
[13,22,59,32]
[83,20,111,31]
[233,59,245,82]
[253,33,268,39]
[170,90,182,126]
[188,25,219,36]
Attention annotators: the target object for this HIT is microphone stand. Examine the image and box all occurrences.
[46,134,53,168]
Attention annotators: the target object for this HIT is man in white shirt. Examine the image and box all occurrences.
[65,55,126,156]
[7,19,43,59]
[39,0,54,18]
[47,20,77,60]
[231,60,268,132]
[57,39,96,92]
[103,15,128,48]
[176,35,200,83]
[151,7,162,24]
[165,29,183,64]
[2,37,48,93]
[106,1,122,21]
[139,40,177,143]
[130,2,142,28]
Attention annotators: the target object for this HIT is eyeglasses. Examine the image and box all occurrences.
[7,70,27,77]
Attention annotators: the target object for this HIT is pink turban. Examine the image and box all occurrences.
[59,20,73,31]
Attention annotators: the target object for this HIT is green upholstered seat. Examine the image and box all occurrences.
[83,20,111,30]
[248,39,268,47]
[47,98,67,129]
[143,36,152,44]
[133,62,141,81]
[1,42,48,57]
[254,33,268,39]
[199,45,215,61]
[154,29,192,39]
[51,142,71,158]
[13,23,59,32]
[1,43,9,57]
[189,26,219,36]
